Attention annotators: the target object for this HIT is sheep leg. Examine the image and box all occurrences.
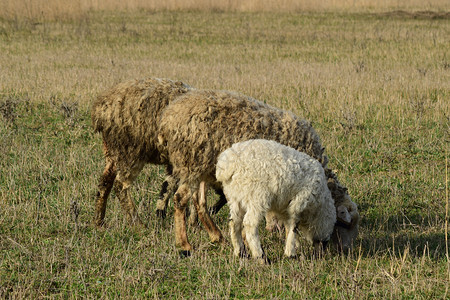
[187,198,198,227]
[155,180,169,218]
[193,181,223,243]
[155,175,178,219]
[94,156,117,227]
[284,221,297,258]
[155,165,176,219]
[114,162,145,227]
[209,188,227,215]
[187,179,200,227]
[243,211,267,263]
[173,184,193,252]
[228,202,245,257]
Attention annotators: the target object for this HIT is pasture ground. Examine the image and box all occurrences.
[0,5,449,298]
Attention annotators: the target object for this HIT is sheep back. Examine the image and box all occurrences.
[217,139,327,209]
[92,78,191,165]
[158,89,327,183]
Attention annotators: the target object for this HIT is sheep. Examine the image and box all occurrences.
[215,139,336,263]
[157,88,359,252]
[91,78,191,227]
[326,169,359,252]
[92,77,227,228]
[265,168,359,253]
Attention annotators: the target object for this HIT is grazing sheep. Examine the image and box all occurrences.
[326,169,359,252]
[157,89,358,252]
[216,139,336,262]
[265,168,359,253]
[91,78,191,227]
[274,173,360,254]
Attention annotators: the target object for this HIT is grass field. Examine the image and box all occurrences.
[0,2,449,298]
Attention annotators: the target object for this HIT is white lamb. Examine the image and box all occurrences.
[216,139,337,262]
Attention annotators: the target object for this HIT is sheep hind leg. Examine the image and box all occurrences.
[114,161,145,227]
[229,203,246,258]
[155,165,177,219]
[193,181,224,243]
[243,211,269,264]
[155,180,170,218]
[94,156,117,227]
[187,199,198,227]
[173,184,193,253]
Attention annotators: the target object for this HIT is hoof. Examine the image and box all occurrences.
[210,233,225,244]
[257,255,271,265]
[179,250,191,258]
[156,209,166,219]
[239,248,250,259]
[94,219,108,229]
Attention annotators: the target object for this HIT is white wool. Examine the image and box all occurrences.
[216,139,337,260]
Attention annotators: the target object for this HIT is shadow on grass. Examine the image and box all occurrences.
[359,230,447,260]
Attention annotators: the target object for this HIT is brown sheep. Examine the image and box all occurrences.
[157,89,358,252]
[91,78,191,227]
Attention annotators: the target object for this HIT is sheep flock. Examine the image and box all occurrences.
[91,77,359,260]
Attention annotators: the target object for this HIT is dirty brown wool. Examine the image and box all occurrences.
[91,78,191,227]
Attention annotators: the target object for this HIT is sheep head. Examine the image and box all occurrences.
[330,199,359,253]
[326,169,360,252]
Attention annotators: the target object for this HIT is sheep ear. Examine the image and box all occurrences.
[337,205,351,224]
[327,179,336,190]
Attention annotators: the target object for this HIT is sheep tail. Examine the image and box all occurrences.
[215,148,240,183]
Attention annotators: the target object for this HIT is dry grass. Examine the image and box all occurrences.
[0,0,449,21]
[0,7,449,299]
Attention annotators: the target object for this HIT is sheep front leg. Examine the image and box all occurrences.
[193,181,224,243]
[284,222,298,258]
[94,156,116,227]
[173,184,193,254]
[209,188,227,215]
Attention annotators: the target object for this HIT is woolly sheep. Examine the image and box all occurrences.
[157,88,359,252]
[326,169,359,252]
[265,169,359,252]
[92,78,227,228]
[91,78,191,227]
[216,139,336,262]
